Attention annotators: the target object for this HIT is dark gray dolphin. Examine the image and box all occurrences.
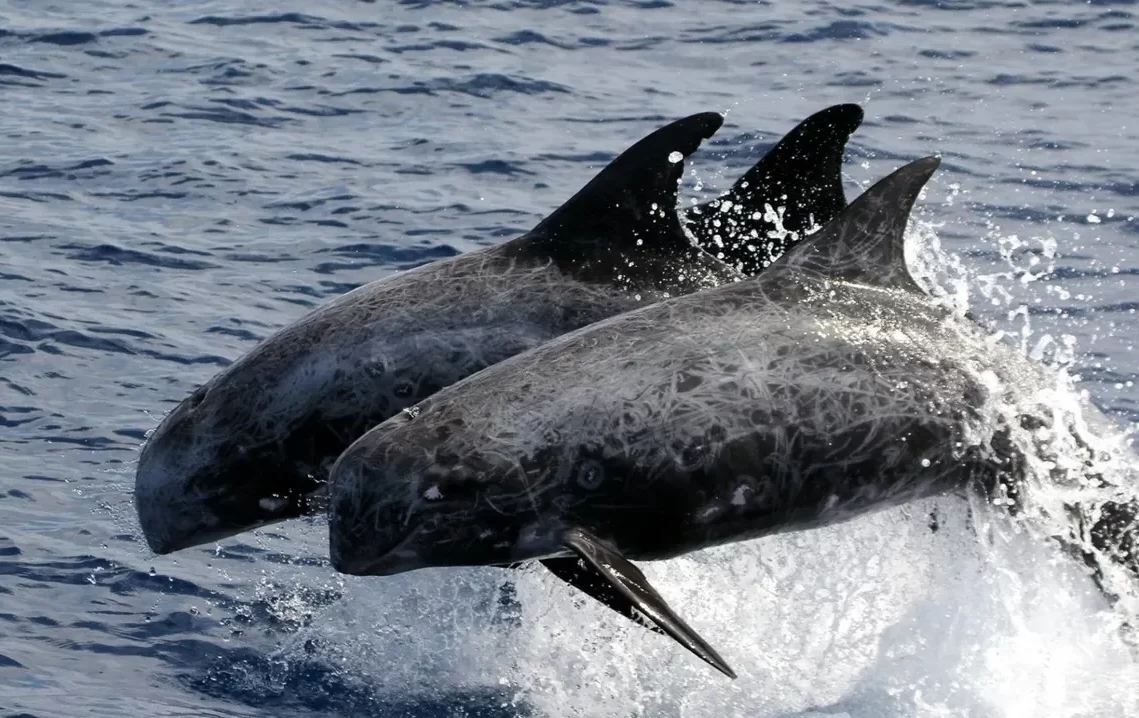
[325,156,1138,678]
[134,104,864,558]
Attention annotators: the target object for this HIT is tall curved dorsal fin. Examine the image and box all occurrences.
[519,113,739,292]
[769,155,941,291]
[533,112,722,246]
[688,104,863,275]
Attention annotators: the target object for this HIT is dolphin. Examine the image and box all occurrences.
[134,106,866,623]
[134,104,864,556]
[325,156,1139,678]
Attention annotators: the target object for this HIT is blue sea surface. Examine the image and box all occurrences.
[2,1,1139,716]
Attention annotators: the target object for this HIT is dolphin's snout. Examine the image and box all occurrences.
[327,501,414,576]
[328,542,406,576]
[135,399,263,555]
[327,447,426,576]
[134,442,225,555]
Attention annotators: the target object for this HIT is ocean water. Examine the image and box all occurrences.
[2,1,1139,716]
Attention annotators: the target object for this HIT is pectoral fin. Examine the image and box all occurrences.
[562,528,737,679]
[539,557,664,635]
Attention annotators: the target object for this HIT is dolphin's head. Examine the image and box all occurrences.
[134,350,346,554]
[326,404,549,576]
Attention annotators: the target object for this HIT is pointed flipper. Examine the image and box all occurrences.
[512,113,742,292]
[562,528,737,679]
[539,557,664,635]
[688,104,863,275]
[501,558,665,634]
[770,155,941,292]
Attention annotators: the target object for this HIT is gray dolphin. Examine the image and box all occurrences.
[326,156,1138,678]
[134,104,864,557]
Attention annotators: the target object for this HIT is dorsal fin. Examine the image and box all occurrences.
[533,112,722,246]
[769,156,941,291]
[517,113,739,292]
[687,104,863,275]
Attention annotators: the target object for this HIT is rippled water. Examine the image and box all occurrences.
[2,1,1139,716]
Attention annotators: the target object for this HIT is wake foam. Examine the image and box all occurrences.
[282,494,1136,717]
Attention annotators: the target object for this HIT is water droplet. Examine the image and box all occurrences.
[667,151,683,163]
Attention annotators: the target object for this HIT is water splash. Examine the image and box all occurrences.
[278,493,1135,716]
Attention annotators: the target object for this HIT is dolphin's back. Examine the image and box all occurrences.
[185,243,643,468]
[401,272,1023,559]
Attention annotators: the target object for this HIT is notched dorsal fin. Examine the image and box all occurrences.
[562,527,736,679]
[688,104,863,275]
[533,112,723,247]
[771,155,941,291]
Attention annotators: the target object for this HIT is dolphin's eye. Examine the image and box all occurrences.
[425,469,485,502]
[259,495,289,513]
[575,459,605,490]
[421,480,471,504]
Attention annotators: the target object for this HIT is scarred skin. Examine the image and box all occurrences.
[327,246,1041,573]
[135,106,865,554]
[326,157,1137,589]
[135,247,705,553]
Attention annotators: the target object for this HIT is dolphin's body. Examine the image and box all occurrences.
[134,107,863,563]
[326,157,1138,678]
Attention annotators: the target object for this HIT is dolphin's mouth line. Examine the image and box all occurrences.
[337,523,426,576]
